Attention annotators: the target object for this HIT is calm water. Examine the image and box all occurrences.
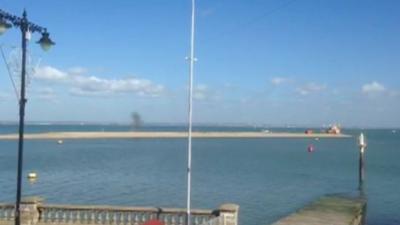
[0,125,399,225]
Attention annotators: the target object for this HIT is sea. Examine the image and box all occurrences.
[0,124,399,225]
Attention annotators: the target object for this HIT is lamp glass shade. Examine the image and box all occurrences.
[39,41,53,51]
[0,20,11,35]
[37,32,55,51]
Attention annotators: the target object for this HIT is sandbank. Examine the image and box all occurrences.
[0,131,351,140]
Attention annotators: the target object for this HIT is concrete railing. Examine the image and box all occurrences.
[0,198,239,225]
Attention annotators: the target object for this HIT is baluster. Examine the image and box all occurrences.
[56,210,62,223]
[10,209,14,221]
[11,208,15,220]
[76,211,81,224]
[141,213,147,224]
[171,215,177,225]
[112,212,118,225]
[133,214,140,225]
[119,212,124,225]
[178,215,184,225]
[53,210,58,223]
[46,209,51,223]
[53,209,57,223]
[69,211,74,223]
[91,211,96,224]
[127,212,132,225]
[98,211,103,224]
[194,216,200,225]
[50,209,53,223]
[41,209,46,223]
[3,208,6,220]
[4,209,8,220]
[148,213,154,220]
[105,211,110,224]
[62,211,67,223]
[103,211,107,225]
[10,208,14,220]
[163,214,169,225]
[95,211,103,224]
[83,211,89,223]
[54,210,60,223]
[201,216,206,225]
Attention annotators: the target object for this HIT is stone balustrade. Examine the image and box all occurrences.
[0,204,14,222]
[0,198,239,225]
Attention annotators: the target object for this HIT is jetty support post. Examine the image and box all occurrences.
[358,133,367,194]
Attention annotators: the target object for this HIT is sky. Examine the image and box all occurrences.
[0,0,399,127]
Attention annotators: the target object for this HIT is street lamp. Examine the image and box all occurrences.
[0,9,55,225]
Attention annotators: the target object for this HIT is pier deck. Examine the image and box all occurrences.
[270,194,366,225]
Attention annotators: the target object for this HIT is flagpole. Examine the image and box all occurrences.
[186,0,196,225]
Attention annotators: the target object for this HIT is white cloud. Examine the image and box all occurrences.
[271,77,291,85]
[33,66,165,97]
[296,83,326,95]
[34,66,68,81]
[191,84,221,101]
[362,81,385,94]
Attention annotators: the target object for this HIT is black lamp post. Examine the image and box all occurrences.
[0,9,54,225]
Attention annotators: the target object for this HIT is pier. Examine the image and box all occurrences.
[270,194,366,225]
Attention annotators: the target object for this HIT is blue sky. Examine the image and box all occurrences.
[0,0,399,127]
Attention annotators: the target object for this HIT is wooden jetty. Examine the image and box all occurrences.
[270,194,366,225]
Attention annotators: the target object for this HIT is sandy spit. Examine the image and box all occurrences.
[0,131,351,140]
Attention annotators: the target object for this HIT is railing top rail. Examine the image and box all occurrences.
[0,204,14,208]
[38,204,214,215]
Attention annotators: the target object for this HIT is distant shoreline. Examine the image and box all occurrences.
[0,131,351,140]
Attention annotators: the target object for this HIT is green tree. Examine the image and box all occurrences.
[131,112,143,130]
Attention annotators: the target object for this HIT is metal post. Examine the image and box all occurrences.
[358,133,367,194]
[186,1,196,225]
[15,10,28,225]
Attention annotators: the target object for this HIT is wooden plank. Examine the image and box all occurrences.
[270,194,366,225]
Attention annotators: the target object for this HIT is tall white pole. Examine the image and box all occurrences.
[186,0,196,225]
